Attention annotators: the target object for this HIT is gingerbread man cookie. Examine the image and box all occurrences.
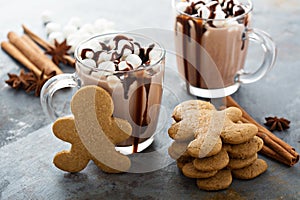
[168,100,258,158]
[52,85,132,173]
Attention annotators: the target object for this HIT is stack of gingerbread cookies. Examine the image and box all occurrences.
[168,100,268,191]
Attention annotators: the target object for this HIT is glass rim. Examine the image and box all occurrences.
[74,32,166,73]
[172,0,253,22]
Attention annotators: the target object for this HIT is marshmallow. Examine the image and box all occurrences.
[98,52,113,62]
[116,40,133,55]
[213,5,226,27]
[149,48,162,63]
[63,25,78,37]
[133,43,141,55]
[198,5,211,19]
[79,23,95,34]
[45,22,61,34]
[85,51,94,59]
[92,71,111,79]
[126,54,142,69]
[67,33,82,53]
[107,75,121,89]
[41,10,54,24]
[118,61,131,71]
[98,61,115,71]
[48,32,65,45]
[176,1,189,12]
[108,38,117,50]
[67,17,83,29]
[81,58,97,68]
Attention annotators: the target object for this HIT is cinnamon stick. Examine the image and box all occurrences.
[257,132,298,165]
[7,31,63,75]
[260,145,291,166]
[1,41,42,76]
[225,96,299,166]
[22,25,75,67]
[21,34,44,55]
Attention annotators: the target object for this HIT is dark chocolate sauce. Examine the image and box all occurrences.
[80,48,93,59]
[99,42,111,51]
[176,15,206,88]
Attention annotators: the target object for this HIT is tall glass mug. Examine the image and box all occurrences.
[41,33,166,154]
[173,0,276,98]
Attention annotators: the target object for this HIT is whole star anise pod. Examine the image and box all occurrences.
[264,116,290,131]
[46,39,71,65]
[26,69,56,96]
[5,69,34,90]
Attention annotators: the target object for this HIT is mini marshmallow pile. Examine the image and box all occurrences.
[41,10,115,53]
[80,35,160,72]
[177,0,248,27]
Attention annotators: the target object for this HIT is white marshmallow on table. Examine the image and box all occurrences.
[41,10,54,24]
[125,54,142,69]
[107,75,121,89]
[67,33,82,51]
[63,25,78,37]
[48,31,65,45]
[45,22,62,35]
[81,58,97,68]
[79,23,95,34]
[68,32,92,53]
[118,61,131,71]
[97,61,115,71]
[67,17,83,29]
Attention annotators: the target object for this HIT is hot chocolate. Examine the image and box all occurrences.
[76,34,165,153]
[174,0,251,89]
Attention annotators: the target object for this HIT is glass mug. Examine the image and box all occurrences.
[41,33,166,154]
[173,0,276,98]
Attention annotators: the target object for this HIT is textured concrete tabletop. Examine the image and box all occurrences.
[0,0,300,199]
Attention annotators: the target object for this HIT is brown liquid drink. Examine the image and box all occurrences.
[76,34,165,154]
[174,0,252,95]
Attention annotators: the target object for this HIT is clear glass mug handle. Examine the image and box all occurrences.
[40,73,78,121]
[237,28,277,84]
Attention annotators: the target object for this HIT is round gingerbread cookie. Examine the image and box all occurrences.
[193,148,229,172]
[232,159,268,179]
[196,169,232,191]
[176,155,194,170]
[227,153,258,170]
[224,136,263,159]
[182,163,218,179]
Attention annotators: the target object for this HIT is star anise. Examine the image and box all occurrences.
[5,69,34,90]
[264,116,290,131]
[26,69,56,96]
[46,39,71,65]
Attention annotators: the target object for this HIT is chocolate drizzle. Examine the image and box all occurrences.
[183,0,246,19]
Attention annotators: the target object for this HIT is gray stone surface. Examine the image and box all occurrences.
[0,0,300,199]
